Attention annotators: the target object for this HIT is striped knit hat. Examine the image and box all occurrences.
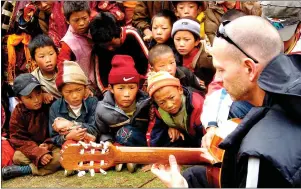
[56,60,88,90]
[147,71,181,97]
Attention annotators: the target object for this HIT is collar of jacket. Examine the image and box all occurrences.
[58,98,88,115]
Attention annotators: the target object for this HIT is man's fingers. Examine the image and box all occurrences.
[169,155,178,172]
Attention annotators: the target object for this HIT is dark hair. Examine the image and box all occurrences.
[90,12,121,45]
[172,1,207,11]
[149,44,175,66]
[221,9,246,22]
[28,34,58,60]
[63,1,90,21]
[151,9,178,27]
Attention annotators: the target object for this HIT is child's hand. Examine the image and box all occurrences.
[52,117,73,133]
[40,153,53,165]
[84,87,94,99]
[143,28,153,42]
[66,127,87,141]
[168,128,185,143]
[39,143,53,150]
[42,93,54,104]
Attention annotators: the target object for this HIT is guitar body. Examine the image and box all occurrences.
[206,118,241,188]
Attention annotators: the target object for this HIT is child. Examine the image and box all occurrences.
[2,73,61,180]
[146,71,204,147]
[172,1,208,40]
[30,34,60,104]
[148,44,206,95]
[148,10,181,65]
[90,12,149,93]
[95,55,151,173]
[49,60,99,176]
[57,1,97,96]
[172,18,215,88]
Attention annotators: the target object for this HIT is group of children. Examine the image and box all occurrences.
[1,0,281,182]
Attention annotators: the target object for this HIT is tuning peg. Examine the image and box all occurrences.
[78,170,86,177]
[89,169,95,177]
[78,141,89,149]
[99,168,107,175]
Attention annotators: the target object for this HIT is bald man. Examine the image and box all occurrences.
[151,16,301,188]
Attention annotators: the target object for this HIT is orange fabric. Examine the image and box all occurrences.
[6,33,36,84]
[123,1,137,8]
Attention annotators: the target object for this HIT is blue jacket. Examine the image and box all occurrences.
[49,97,99,147]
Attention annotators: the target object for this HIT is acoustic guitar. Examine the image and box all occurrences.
[60,118,241,187]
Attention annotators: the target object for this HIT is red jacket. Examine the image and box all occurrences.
[9,103,52,166]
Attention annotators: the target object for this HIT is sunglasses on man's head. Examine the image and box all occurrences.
[216,20,259,63]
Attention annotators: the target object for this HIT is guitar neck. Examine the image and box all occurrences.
[112,146,213,165]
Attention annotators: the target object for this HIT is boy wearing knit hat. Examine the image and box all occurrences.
[95,55,151,173]
[146,71,204,147]
[2,73,61,180]
[172,18,215,88]
[48,60,99,176]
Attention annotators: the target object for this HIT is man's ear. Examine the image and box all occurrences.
[150,66,154,71]
[108,84,114,94]
[175,10,179,17]
[243,58,258,82]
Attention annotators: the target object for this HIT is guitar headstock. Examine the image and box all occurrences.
[60,142,116,171]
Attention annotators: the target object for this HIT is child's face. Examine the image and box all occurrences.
[175,1,200,19]
[152,52,177,77]
[61,83,86,106]
[110,83,138,109]
[152,16,172,44]
[67,10,90,35]
[34,46,57,74]
[20,88,43,110]
[174,31,200,56]
[35,1,54,14]
[153,86,183,115]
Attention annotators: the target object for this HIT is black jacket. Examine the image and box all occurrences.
[219,54,301,187]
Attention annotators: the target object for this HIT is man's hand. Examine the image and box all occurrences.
[39,143,53,150]
[42,93,54,104]
[201,126,218,149]
[151,155,188,188]
[40,154,53,165]
[143,28,153,42]
[52,117,74,133]
[168,128,185,142]
[66,127,87,141]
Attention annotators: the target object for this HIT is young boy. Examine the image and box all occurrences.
[146,71,204,147]
[148,44,206,95]
[2,74,61,180]
[95,55,151,173]
[49,60,99,147]
[57,1,97,96]
[29,34,60,104]
[90,12,149,93]
[172,18,215,88]
[172,1,207,39]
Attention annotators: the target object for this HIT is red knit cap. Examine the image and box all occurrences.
[108,55,140,85]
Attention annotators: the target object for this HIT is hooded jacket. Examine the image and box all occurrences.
[95,90,151,145]
[219,53,301,187]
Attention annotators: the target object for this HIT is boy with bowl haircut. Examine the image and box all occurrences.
[146,71,204,147]
[29,34,61,104]
[95,55,151,173]
[148,44,206,95]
